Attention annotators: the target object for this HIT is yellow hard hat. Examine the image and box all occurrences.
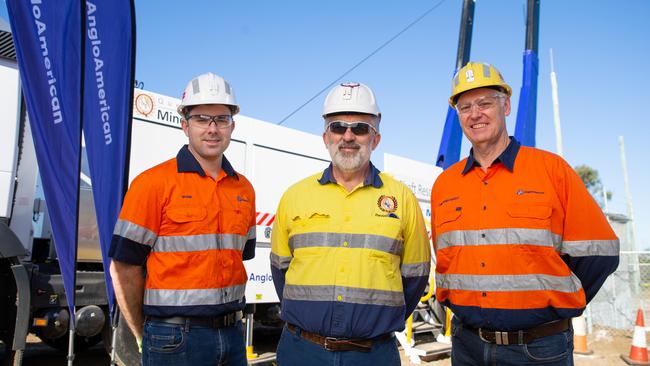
[449,62,512,107]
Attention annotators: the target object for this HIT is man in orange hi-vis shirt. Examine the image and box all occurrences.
[431,62,619,365]
[109,73,255,366]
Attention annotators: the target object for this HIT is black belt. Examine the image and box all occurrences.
[286,323,393,352]
[464,318,571,345]
[146,311,242,329]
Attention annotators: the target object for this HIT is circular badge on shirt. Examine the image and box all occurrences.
[377,195,398,213]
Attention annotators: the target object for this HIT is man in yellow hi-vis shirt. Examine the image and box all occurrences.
[270,82,431,366]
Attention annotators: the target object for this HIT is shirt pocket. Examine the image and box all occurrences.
[370,215,403,244]
[166,205,207,224]
[223,200,253,236]
[434,204,463,228]
[506,203,552,229]
[369,250,399,281]
[291,211,331,231]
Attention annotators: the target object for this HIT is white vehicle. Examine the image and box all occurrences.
[130,87,333,311]
[1,22,447,365]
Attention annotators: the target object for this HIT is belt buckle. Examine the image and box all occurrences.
[324,337,338,351]
[478,328,490,343]
[479,329,509,345]
[224,313,234,327]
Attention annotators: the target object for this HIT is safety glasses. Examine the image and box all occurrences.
[186,114,233,129]
[326,121,377,136]
[455,94,505,115]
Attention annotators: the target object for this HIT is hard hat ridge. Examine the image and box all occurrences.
[322,82,381,118]
[177,72,240,117]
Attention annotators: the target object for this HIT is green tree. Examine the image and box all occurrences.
[574,164,612,208]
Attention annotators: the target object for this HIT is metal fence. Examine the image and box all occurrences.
[588,251,650,336]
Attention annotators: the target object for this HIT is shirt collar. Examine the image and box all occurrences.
[176,145,238,178]
[318,161,383,188]
[462,137,520,175]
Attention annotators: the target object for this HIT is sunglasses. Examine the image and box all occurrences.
[326,121,377,136]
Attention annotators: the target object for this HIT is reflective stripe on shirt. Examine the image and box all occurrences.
[283,284,405,307]
[153,233,248,253]
[270,252,292,270]
[114,219,157,246]
[561,239,620,257]
[401,261,431,278]
[436,271,582,293]
[436,228,561,250]
[289,232,403,255]
[144,284,246,307]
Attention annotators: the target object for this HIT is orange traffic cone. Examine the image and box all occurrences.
[572,315,593,355]
[621,308,650,365]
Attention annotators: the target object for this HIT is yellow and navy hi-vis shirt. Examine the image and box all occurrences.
[270,162,431,339]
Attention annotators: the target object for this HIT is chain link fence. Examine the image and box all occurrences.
[584,213,646,340]
[588,251,648,335]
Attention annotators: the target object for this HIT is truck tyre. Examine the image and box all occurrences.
[0,258,17,366]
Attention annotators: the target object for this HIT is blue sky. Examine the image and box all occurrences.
[3,1,649,247]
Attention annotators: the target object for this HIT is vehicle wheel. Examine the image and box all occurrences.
[1,347,15,366]
[0,259,17,366]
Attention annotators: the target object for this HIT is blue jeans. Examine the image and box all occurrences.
[276,325,400,366]
[451,319,574,366]
[142,319,247,366]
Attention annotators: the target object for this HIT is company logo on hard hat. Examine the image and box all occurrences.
[465,69,475,83]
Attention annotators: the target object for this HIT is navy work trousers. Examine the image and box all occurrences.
[451,318,574,366]
[276,325,400,366]
[142,319,247,366]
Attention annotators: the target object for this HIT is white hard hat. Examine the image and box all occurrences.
[322,82,380,118]
[177,72,239,116]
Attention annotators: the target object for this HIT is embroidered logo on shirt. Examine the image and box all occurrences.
[377,195,398,213]
[181,195,192,199]
[237,195,250,202]
[516,189,544,196]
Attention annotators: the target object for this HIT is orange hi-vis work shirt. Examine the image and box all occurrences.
[431,139,619,331]
[109,145,256,317]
